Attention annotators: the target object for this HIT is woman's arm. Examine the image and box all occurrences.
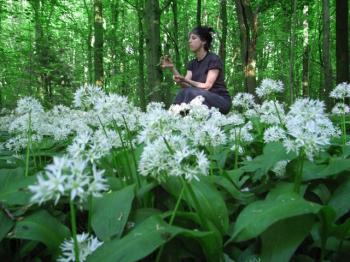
[176,69,219,90]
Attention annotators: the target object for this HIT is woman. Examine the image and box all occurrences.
[160,26,231,114]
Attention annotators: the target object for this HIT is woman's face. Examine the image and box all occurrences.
[188,33,206,52]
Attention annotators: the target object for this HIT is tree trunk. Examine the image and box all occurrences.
[234,0,257,94]
[83,0,93,83]
[144,0,162,102]
[336,0,349,84]
[172,0,181,70]
[219,0,227,70]
[289,0,297,103]
[137,3,146,110]
[94,0,104,86]
[322,0,332,108]
[197,0,201,26]
[110,0,120,87]
[302,5,310,97]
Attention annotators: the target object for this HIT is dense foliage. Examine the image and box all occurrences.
[0,81,350,261]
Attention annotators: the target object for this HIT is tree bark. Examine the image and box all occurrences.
[219,0,227,70]
[289,0,297,103]
[83,0,93,83]
[302,5,310,97]
[137,4,146,110]
[336,0,349,84]
[197,0,201,26]
[322,0,332,108]
[94,0,104,86]
[144,0,162,102]
[234,0,257,94]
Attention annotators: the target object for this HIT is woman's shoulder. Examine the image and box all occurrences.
[207,52,221,61]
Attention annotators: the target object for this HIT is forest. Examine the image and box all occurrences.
[0,0,350,261]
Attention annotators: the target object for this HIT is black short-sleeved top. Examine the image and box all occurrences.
[186,52,230,98]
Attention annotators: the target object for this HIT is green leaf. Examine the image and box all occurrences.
[228,188,321,242]
[0,168,36,205]
[87,215,211,262]
[92,185,135,241]
[304,158,350,180]
[0,210,14,241]
[328,178,350,220]
[241,142,296,181]
[13,210,70,255]
[261,214,315,262]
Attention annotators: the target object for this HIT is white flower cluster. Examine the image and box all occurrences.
[232,92,256,110]
[330,82,350,99]
[58,233,102,262]
[284,99,337,160]
[258,100,286,125]
[139,135,209,182]
[256,79,284,98]
[332,103,350,115]
[73,84,105,109]
[28,156,108,205]
[68,128,122,162]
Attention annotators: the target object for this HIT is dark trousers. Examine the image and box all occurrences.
[174,87,231,114]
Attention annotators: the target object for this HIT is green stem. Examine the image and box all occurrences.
[88,195,93,233]
[122,115,141,191]
[25,112,32,177]
[273,99,284,126]
[234,128,241,169]
[155,180,186,262]
[293,151,305,193]
[70,201,80,262]
[341,100,347,145]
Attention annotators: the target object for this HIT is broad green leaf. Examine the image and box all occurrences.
[162,177,229,235]
[261,214,315,262]
[328,178,350,220]
[87,215,211,262]
[185,177,229,235]
[241,142,296,181]
[13,210,70,255]
[0,210,14,241]
[0,168,36,205]
[304,158,350,180]
[92,185,135,241]
[229,191,321,242]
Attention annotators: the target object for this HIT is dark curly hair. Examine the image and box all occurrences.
[190,26,215,51]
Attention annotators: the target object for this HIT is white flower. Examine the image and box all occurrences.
[258,100,285,125]
[138,135,209,181]
[58,233,103,262]
[15,97,44,115]
[263,126,286,143]
[331,103,350,115]
[330,82,350,99]
[28,156,108,205]
[271,160,289,177]
[284,98,337,160]
[256,79,284,98]
[73,85,105,109]
[232,92,256,110]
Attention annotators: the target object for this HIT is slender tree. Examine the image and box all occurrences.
[94,0,104,86]
[144,0,162,101]
[302,5,310,97]
[219,0,227,70]
[322,0,332,107]
[336,0,349,84]
[197,0,201,26]
[234,0,258,94]
[83,0,93,83]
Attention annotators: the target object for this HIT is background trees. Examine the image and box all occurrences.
[0,0,348,109]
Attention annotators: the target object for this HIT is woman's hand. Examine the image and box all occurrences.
[173,74,185,84]
[160,55,174,69]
